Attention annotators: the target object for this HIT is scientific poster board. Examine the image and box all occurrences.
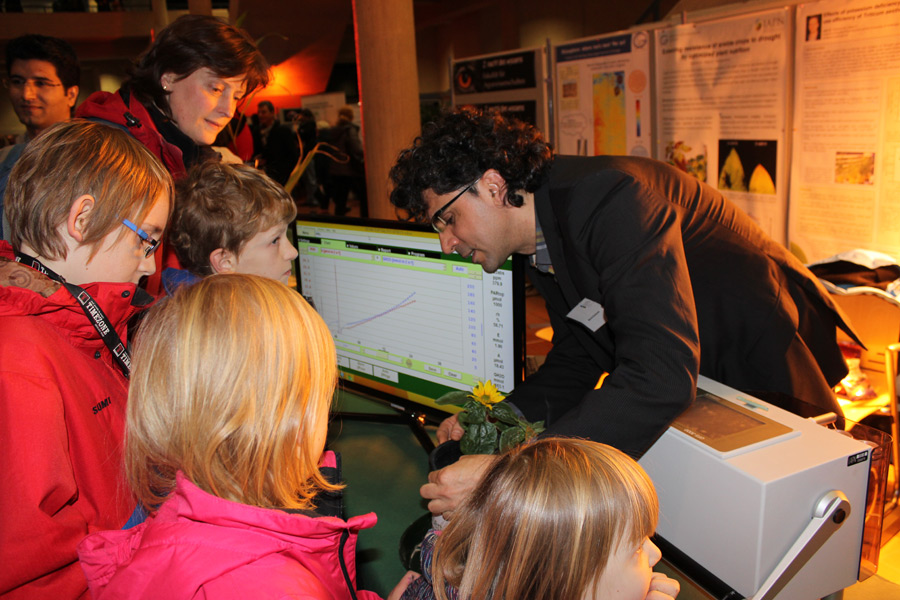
[451,47,550,134]
[554,32,652,158]
[789,0,900,262]
[654,9,791,242]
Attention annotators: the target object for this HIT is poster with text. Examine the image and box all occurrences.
[452,48,549,134]
[554,32,652,158]
[655,9,790,242]
[789,0,900,262]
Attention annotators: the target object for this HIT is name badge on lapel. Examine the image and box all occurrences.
[566,298,606,332]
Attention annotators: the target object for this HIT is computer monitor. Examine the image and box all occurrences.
[294,216,526,420]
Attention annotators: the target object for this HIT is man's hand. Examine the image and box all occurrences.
[436,413,465,444]
[646,572,681,599]
[420,453,497,516]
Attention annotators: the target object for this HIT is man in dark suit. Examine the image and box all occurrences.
[389,109,858,514]
[252,100,299,186]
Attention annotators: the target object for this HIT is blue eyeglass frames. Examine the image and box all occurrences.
[122,219,160,259]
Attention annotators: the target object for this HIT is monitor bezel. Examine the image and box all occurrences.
[292,214,528,424]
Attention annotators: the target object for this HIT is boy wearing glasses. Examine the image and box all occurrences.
[0,34,81,241]
[163,160,298,294]
[0,120,172,599]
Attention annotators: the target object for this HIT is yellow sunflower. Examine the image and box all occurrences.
[469,380,505,407]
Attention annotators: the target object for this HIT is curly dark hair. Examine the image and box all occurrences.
[389,108,553,222]
[127,15,269,119]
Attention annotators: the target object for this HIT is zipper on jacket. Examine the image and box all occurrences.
[338,528,358,600]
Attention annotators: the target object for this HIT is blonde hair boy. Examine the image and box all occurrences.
[7,119,173,270]
[168,161,298,284]
[0,119,172,599]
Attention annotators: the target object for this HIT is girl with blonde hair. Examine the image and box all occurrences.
[402,437,681,600]
[77,274,411,599]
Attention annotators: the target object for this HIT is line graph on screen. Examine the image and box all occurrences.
[342,292,416,330]
[307,256,478,369]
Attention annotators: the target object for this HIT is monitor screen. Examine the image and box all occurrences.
[294,216,526,418]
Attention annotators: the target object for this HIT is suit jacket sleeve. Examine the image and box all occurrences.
[510,170,700,457]
[263,125,301,185]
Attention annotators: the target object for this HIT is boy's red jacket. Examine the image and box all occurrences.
[0,242,150,599]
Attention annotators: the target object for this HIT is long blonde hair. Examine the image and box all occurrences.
[432,438,659,600]
[126,274,340,510]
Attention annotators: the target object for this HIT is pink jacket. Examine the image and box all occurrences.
[78,473,383,600]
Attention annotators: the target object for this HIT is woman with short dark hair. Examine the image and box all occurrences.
[77,15,269,294]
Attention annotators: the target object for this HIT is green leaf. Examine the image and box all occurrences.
[490,402,519,426]
[459,403,486,425]
[461,422,498,455]
[519,420,545,442]
[463,399,482,413]
[499,427,526,452]
[434,391,470,406]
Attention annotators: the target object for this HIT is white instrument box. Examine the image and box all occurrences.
[640,376,874,599]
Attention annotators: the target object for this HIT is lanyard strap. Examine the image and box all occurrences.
[15,252,131,378]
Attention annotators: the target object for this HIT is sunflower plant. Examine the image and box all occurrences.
[434,381,545,455]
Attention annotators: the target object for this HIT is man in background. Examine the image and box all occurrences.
[293,108,319,206]
[252,100,299,186]
[0,34,80,240]
[327,105,366,216]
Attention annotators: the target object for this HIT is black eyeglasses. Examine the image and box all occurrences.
[431,178,479,233]
[122,219,160,259]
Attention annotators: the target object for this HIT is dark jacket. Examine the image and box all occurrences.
[511,155,856,457]
[330,120,364,178]
[253,120,300,185]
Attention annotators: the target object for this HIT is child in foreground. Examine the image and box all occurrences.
[0,120,172,599]
[403,437,681,600]
[162,160,298,293]
[77,275,412,599]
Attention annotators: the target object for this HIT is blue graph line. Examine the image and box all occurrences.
[343,292,417,330]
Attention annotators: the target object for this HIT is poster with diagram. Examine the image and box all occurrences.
[554,32,652,158]
[654,9,790,242]
[789,0,900,262]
